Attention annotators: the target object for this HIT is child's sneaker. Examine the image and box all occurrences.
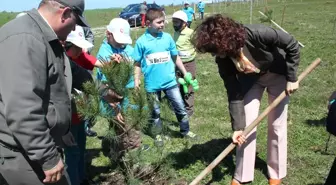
[184,131,200,141]
[154,135,164,147]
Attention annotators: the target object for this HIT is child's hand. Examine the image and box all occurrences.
[182,72,199,92]
[183,72,193,84]
[102,89,123,108]
[178,78,188,94]
[134,79,141,90]
[111,54,123,63]
[115,112,125,124]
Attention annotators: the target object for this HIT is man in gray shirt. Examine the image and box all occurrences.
[0,0,90,184]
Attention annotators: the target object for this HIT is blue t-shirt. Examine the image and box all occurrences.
[96,39,135,88]
[133,30,178,93]
[197,2,205,12]
[183,7,195,21]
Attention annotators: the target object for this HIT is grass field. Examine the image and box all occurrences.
[1,0,336,184]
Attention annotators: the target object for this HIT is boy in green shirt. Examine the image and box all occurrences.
[172,10,197,117]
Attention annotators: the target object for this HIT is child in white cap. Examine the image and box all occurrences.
[96,18,137,125]
[172,10,198,117]
[63,25,104,185]
[96,18,134,88]
[65,25,104,69]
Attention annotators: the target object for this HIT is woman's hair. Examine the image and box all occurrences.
[192,14,246,58]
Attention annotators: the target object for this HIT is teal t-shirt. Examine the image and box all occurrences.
[197,2,205,12]
[133,30,178,93]
[96,39,137,113]
[96,39,135,88]
[183,7,195,21]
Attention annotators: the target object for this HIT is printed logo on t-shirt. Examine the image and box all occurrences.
[145,51,171,65]
[178,51,191,59]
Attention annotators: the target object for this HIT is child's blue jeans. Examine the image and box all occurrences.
[148,85,190,136]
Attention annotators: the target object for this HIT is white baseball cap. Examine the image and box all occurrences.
[172,10,188,23]
[66,25,94,49]
[106,18,132,45]
[184,1,189,4]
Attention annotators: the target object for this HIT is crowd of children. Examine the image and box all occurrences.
[58,7,200,184]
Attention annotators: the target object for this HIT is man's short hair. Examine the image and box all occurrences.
[146,8,164,22]
[38,0,64,11]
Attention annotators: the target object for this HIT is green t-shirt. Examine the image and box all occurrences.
[173,27,196,63]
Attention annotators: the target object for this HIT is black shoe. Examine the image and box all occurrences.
[85,128,97,137]
[80,179,94,185]
[80,180,89,185]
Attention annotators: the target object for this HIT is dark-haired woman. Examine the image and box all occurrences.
[192,14,300,185]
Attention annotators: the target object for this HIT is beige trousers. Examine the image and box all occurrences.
[234,72,289,182]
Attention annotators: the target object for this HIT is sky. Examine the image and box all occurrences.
[0,0,199,12]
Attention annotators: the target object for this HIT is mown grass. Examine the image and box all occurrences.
[85,0,336,184]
